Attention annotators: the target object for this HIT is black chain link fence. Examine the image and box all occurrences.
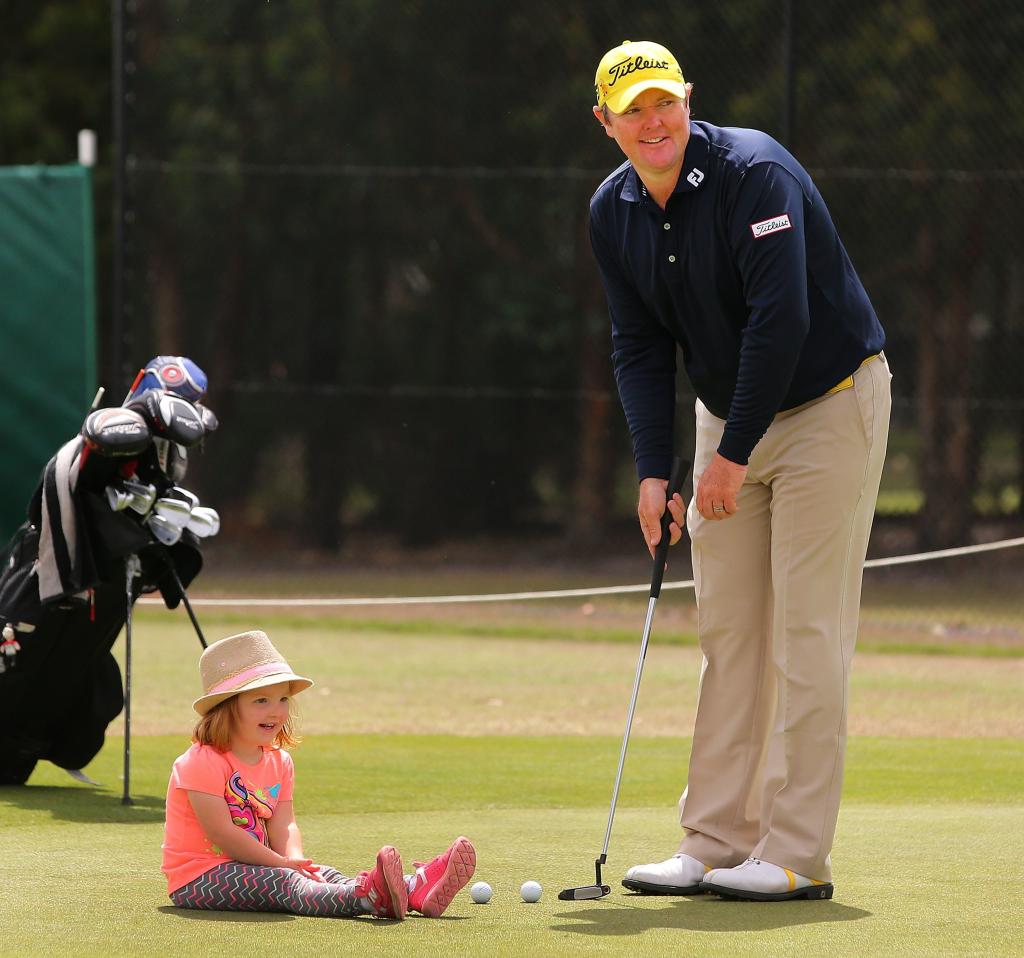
[98,0,1024,554]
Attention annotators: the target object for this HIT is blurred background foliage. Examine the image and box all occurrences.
[3,0,1023,554]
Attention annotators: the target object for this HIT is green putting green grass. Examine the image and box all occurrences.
[3,605,1021,956]
[2,735,1021,957]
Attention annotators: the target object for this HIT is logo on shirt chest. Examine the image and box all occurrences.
[750,213,792,238]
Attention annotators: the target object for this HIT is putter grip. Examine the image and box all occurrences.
[650,456,687,599]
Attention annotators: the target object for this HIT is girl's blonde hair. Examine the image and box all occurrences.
[192,693,302,751]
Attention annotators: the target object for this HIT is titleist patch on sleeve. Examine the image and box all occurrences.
[750,213,792,238]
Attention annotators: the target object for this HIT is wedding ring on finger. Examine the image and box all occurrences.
[712,502,725,515]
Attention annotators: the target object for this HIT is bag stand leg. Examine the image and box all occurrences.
[121,555,141,806]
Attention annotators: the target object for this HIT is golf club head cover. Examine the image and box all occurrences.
[125,389,207,447]
[81,407,152,458]
[166,440,189,482]
[124,355,208,404]
[197,404,218,433]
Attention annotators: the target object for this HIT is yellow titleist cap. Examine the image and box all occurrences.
[595,40,687,114]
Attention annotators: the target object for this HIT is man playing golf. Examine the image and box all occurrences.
[589,40,891,900]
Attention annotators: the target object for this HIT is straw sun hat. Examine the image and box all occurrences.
[193,630,313,715]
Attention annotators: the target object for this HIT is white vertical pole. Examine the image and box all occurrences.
[78,129,97,167]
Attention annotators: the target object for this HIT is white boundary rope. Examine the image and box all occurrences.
[138,536,1024,608]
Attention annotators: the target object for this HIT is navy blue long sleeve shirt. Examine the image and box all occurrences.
[589,120,885,480]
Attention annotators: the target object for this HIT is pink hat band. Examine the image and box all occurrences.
[208,662,291,695]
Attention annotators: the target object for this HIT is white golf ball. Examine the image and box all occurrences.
[520,880,542,903]
[470,881,492,904]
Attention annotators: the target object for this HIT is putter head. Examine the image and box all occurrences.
[557,884,612,901]
[558,854,612,902]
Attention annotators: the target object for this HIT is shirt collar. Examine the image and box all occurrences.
[619,122,710,204]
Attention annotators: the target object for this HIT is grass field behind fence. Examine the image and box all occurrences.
[2,571,1023,957]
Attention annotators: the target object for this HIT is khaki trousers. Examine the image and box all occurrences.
[677,354,891,881]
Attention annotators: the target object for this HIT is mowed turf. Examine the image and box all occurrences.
[2,612,1022,957]
[2,734,1022,957]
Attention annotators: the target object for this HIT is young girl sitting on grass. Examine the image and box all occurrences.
[162,629,476,920]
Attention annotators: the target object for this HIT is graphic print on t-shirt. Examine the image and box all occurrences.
[225,771,281,845]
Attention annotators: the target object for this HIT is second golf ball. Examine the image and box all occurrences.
[520,880,542,903]
[470,881,492,904]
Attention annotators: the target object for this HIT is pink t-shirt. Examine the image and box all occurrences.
[161,742,295,894]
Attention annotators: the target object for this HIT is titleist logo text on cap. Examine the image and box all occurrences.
[608,54,671,85]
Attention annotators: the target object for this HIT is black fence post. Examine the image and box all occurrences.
[782,0,797,148]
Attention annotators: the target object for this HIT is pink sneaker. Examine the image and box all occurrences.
[408,836,477,918]
[356,845,408,920]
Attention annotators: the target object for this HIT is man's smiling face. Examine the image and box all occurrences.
[594,87,691,184]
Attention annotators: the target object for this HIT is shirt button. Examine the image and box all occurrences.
[668,255,676,263]
[663,223,671,230]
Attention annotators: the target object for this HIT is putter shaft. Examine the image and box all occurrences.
[600,594,658,858]
[560,457,687,902]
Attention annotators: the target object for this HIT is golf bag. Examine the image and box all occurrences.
[0,356,219,785]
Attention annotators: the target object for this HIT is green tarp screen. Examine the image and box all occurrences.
[0,165,97,540]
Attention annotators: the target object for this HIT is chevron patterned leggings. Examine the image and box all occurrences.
[170,862,369,917]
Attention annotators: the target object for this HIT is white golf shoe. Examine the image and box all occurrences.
[622,853,710,895]
[701,857,834,901]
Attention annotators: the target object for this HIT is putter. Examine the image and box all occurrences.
[559,456,688,902]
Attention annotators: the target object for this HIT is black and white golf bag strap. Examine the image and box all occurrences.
[36,437,91,605]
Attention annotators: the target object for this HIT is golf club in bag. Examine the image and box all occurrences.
[559,456,688,902]
[0,357,219,796]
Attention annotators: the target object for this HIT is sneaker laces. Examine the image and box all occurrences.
[354,869,388,914]
[408,863,428,892]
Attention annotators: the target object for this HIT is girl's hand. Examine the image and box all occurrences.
[282,857,320,880]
